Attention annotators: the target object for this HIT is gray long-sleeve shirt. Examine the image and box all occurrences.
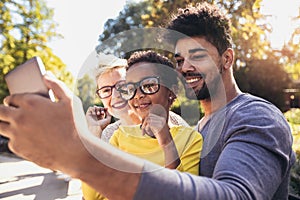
[133,93,295,200]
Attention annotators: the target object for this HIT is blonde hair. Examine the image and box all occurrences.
[94,53,127,82]
[95,65,126,82]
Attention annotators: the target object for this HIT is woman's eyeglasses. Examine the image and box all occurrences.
[117,76,160,100]
[96,80,125,99]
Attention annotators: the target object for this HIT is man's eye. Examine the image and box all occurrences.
[176,59,184,68]
[190,54,205,60]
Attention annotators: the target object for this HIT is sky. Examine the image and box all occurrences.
[45,0,300,78]
[260,0,300,49]
[44,0,128,78]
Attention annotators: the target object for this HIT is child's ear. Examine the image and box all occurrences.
[168,89,177,106]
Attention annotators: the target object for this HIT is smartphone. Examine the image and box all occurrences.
[4,56,52,99]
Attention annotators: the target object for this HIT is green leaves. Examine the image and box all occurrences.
[95,0,299,111]
[0,0,74,102]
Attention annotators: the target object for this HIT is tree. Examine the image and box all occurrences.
[95,0,293,111]
[96,0,164,57]
[97,0,271,59]
[76,74,98,112]
[97,0,274,62]
[237,58,291,109]
[281,19,300,82]
[0,0,73,102]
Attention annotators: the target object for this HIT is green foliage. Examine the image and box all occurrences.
[76,74,98,112]
[285,108,300,154]
[290,153,300,197]
[95,0,298,111]
[285,108,300,125]
[284,108,300,196]
[96,0,195,57]
[171,98,202,127]
[0,0,74,102]
[96,1,151,57]
[280,19,300,82]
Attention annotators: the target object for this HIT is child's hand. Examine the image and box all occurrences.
[141,105,172,146]
[85,106,112,137]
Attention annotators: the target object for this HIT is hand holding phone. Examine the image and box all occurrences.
[4,56,52,99]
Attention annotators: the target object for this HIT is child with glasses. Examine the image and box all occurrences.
[110,50,202,173]
[82,50,202,200]
[85,54,189,142]
[82,52,195,200]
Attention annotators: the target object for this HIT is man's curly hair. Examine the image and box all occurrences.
[164,2,233,55]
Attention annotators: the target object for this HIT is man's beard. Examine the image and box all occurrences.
[183,64,223,100]
[185,82,210,100]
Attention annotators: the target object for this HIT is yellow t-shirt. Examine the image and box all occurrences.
[82,125,202,200]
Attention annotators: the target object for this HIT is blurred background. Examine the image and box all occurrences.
[0,0,300,197]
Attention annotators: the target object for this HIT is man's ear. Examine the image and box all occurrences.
[222,48,234,69]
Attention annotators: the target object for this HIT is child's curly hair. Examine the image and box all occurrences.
[127,50,178,101]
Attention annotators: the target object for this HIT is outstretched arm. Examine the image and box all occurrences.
[0,75,143,200]
[0,74,293,200]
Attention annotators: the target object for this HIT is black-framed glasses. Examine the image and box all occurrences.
[117,76,160,100]
[96,80,125,99]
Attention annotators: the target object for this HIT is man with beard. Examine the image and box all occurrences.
[132,3,295,199]
[0,2,295,200]
[160,2,296,199]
